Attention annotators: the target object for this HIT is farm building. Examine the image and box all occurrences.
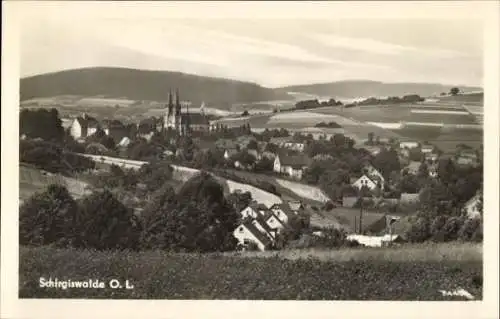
[352,174,379,191]
[270,202,296,225]
[273,155,310,180]
[399,141,420,149]
[269,137,305,152]
[69,114,100,140]
[233,219,273,251]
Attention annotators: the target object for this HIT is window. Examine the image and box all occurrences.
[239,227,244,233]
[243,239,251,245]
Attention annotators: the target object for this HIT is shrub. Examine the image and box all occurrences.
[458,217,482,242]
[19,184,79,247]
[76,190,141,250]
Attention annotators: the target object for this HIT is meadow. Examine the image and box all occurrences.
[19,244,482,300]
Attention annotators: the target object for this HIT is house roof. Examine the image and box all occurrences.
[288,201,303,211]
[278,155,310,168]
[464,193,481,207]
[271,202,295,220]
[241,220,272,247]
[265,212,287,228]
[405,161,421,173]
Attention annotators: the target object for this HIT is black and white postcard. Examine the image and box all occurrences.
[1,1,499,319]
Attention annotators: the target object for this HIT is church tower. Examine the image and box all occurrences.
[175,89,182,132]
[165,89,176,131]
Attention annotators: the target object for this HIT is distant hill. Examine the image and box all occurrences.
[20,67,291,108]
[276,80,482,100]
[437,92,483,104]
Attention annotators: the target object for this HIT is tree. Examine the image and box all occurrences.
[241,110,249,116]
[77,190,141,250]
[19,184,79,247]
[227,191,252,213]
[373,148,401,178]
[450,87,460,96]
[254,156,274,172]
[20,108,64,141]
[247,139,258,150]
[405,216,431,243]
[141,172,239,252]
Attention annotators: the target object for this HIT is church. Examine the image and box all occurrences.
[163,89,210,136]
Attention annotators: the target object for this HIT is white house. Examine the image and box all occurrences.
[464,193,482,219]
[265,213,287,233]
[364,164,385,186]
[352,174,378,191]
[421,145,434,154]
[273,155,310,180]
[239,206,261,219]
[69,114,100,140]
[233,220,273,251]
[399,141,420,149]
[270,203,295,225]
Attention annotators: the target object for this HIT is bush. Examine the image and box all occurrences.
[19,184,79,247]
[76,190,141,250]
[458,218,482,242]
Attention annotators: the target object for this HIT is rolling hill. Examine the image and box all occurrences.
[276,80,482,100]
[20,67,291,108]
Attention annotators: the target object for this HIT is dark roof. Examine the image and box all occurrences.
[278,155,310,168]
[271,202,295,220]
[242,220,272,247]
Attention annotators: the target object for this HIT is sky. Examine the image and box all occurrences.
[19,3,484,88]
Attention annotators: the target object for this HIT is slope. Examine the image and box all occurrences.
[20,67,291,108]
[276,80,482,100]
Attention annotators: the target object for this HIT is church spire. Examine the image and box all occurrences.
[168,89,174,115]
[175,88,181,115]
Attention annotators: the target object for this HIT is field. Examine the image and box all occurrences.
[218,169,326,206]
[19,164,91,202]
[20,244,482,300]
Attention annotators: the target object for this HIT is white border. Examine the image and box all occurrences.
[2,2,499,319]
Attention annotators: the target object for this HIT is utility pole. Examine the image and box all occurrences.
[359,196,363,234]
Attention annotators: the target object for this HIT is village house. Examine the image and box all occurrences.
[352,174,379,191]
[364,164,385,182]
[233,219,273,251]
[270,202,296,225]
[455,156,478,167]
[261,150,277,160]
[399,141,420,149]
[463,193,482,219]
[420,144,435,154]
[402,161,422,175]
[425,152,439,163]
[273,155,310,180]
[269,137,305,152]
[69,114,101,140]
[265,213,287,234]
[400,192,420,204]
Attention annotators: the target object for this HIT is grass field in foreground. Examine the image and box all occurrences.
[20,244,482,300]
